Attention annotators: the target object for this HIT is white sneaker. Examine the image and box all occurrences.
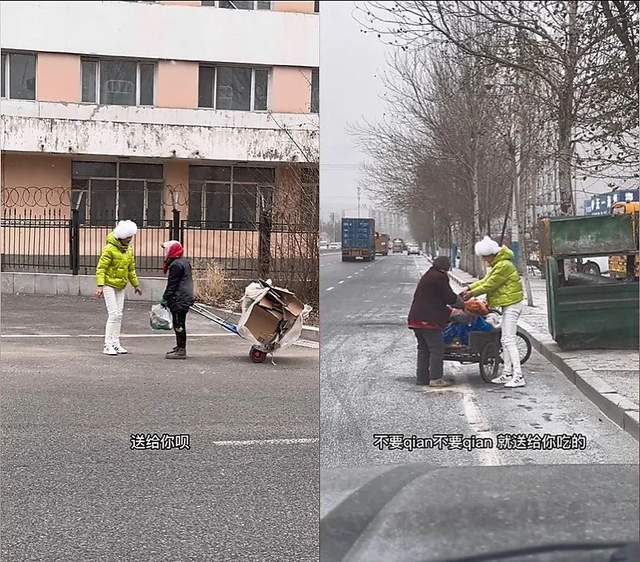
[504,376,526,388]
[103,345,118,356]
[113,343,128,354]
[491,373,513,384]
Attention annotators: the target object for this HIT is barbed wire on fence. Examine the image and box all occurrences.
[1,185,194,209]
[1,169,319,211]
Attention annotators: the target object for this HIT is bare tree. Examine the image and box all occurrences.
[357,0,637,214]
[352,43,518,276]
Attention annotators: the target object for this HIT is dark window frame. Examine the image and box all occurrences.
[198,65,270,111]
[311,68,319,113]
[1,52,37,100]
[188,165,275,228]
[299,166,319,226]
[71,161,165,226]
[81,57,156,106]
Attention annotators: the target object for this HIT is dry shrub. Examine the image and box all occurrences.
[194,261,230,307]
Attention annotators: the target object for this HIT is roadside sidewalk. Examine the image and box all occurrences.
[447,264,639,441]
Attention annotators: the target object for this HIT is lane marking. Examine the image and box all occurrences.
[413,254,502,465]
[326,286,335,292]
[461,390,504,466]
[347,276,353,279]
[338,280,344,284]
[210,437,318,447]
[293,340,319,349]
[2,332,230,339]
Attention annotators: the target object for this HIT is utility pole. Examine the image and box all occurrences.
[330,211,336,242]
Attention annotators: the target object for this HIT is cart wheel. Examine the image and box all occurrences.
[249,347,267,364]
[479,342,500,383]
[498,332,532,366]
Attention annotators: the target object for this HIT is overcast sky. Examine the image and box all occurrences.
[319,1,393,220]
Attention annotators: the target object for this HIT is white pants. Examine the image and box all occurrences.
[501,302,524,378]
[103,286,125,347]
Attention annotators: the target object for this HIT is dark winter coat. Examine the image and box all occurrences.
[162,258,195,312]
[408,267,459,328]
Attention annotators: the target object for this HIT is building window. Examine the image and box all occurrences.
[0,54,5,98]
[314,1,320,12]
[188,166,275,228]
[311,68,319,113]
[202,1,271,8]
[71,161,164,226]
[300,167,319,225]
[81,59,155,106]
[199,66,269,111]
[1,52,36,100]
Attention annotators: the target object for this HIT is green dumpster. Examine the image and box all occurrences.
[541,214,639,350]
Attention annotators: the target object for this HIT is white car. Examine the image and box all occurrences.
[319,242,329,250]
[407,245,421,255]
[579,256,609,276]
[329,242,341,250]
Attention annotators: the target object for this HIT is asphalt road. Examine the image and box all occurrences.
[320,252,639,470]
[1,294,319,562]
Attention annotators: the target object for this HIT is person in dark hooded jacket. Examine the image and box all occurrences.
[408,256,464,387]
[160,241,195,359]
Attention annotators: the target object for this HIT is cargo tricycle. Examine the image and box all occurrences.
[443,309,532,382]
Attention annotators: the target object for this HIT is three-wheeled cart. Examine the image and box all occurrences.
[443,310,532,382]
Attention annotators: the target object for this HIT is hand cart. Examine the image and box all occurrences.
[189,303,277,363]
[189,279,312,363]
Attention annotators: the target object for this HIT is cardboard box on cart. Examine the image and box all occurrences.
[242,284,306,345]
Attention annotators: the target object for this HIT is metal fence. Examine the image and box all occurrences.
[1,208,318,287]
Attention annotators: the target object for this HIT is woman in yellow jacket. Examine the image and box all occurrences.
[95,220,142,355]
[463,236,526,388]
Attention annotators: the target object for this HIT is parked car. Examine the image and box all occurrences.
[407,244,421,255]
[319,242,329,250]
[329,242,341,250]
[578,256,610,276]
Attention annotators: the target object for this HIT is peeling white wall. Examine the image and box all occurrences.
[2,99,319,131]
[0,1,319,68]
[1,115,318,163]
[1,100,318,162]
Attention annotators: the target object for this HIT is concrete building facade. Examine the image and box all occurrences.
[1,1,319,230]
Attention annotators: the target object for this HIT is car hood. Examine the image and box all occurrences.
[320,463,639,562]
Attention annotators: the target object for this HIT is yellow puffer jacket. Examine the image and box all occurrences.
[469,246,523,308]
[96,233,139,290]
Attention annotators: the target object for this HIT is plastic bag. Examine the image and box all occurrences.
[469,316,493,333]
[150,304,173,331]
[443,323,467,345]
[443,316,493,345]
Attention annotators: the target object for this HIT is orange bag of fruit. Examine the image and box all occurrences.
[464,298,490,316]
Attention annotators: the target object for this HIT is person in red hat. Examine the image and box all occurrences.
[160,240,195,359]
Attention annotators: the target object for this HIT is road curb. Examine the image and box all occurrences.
[518,320,639,441]
[447,269,639,442]
[203,305,320,343]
